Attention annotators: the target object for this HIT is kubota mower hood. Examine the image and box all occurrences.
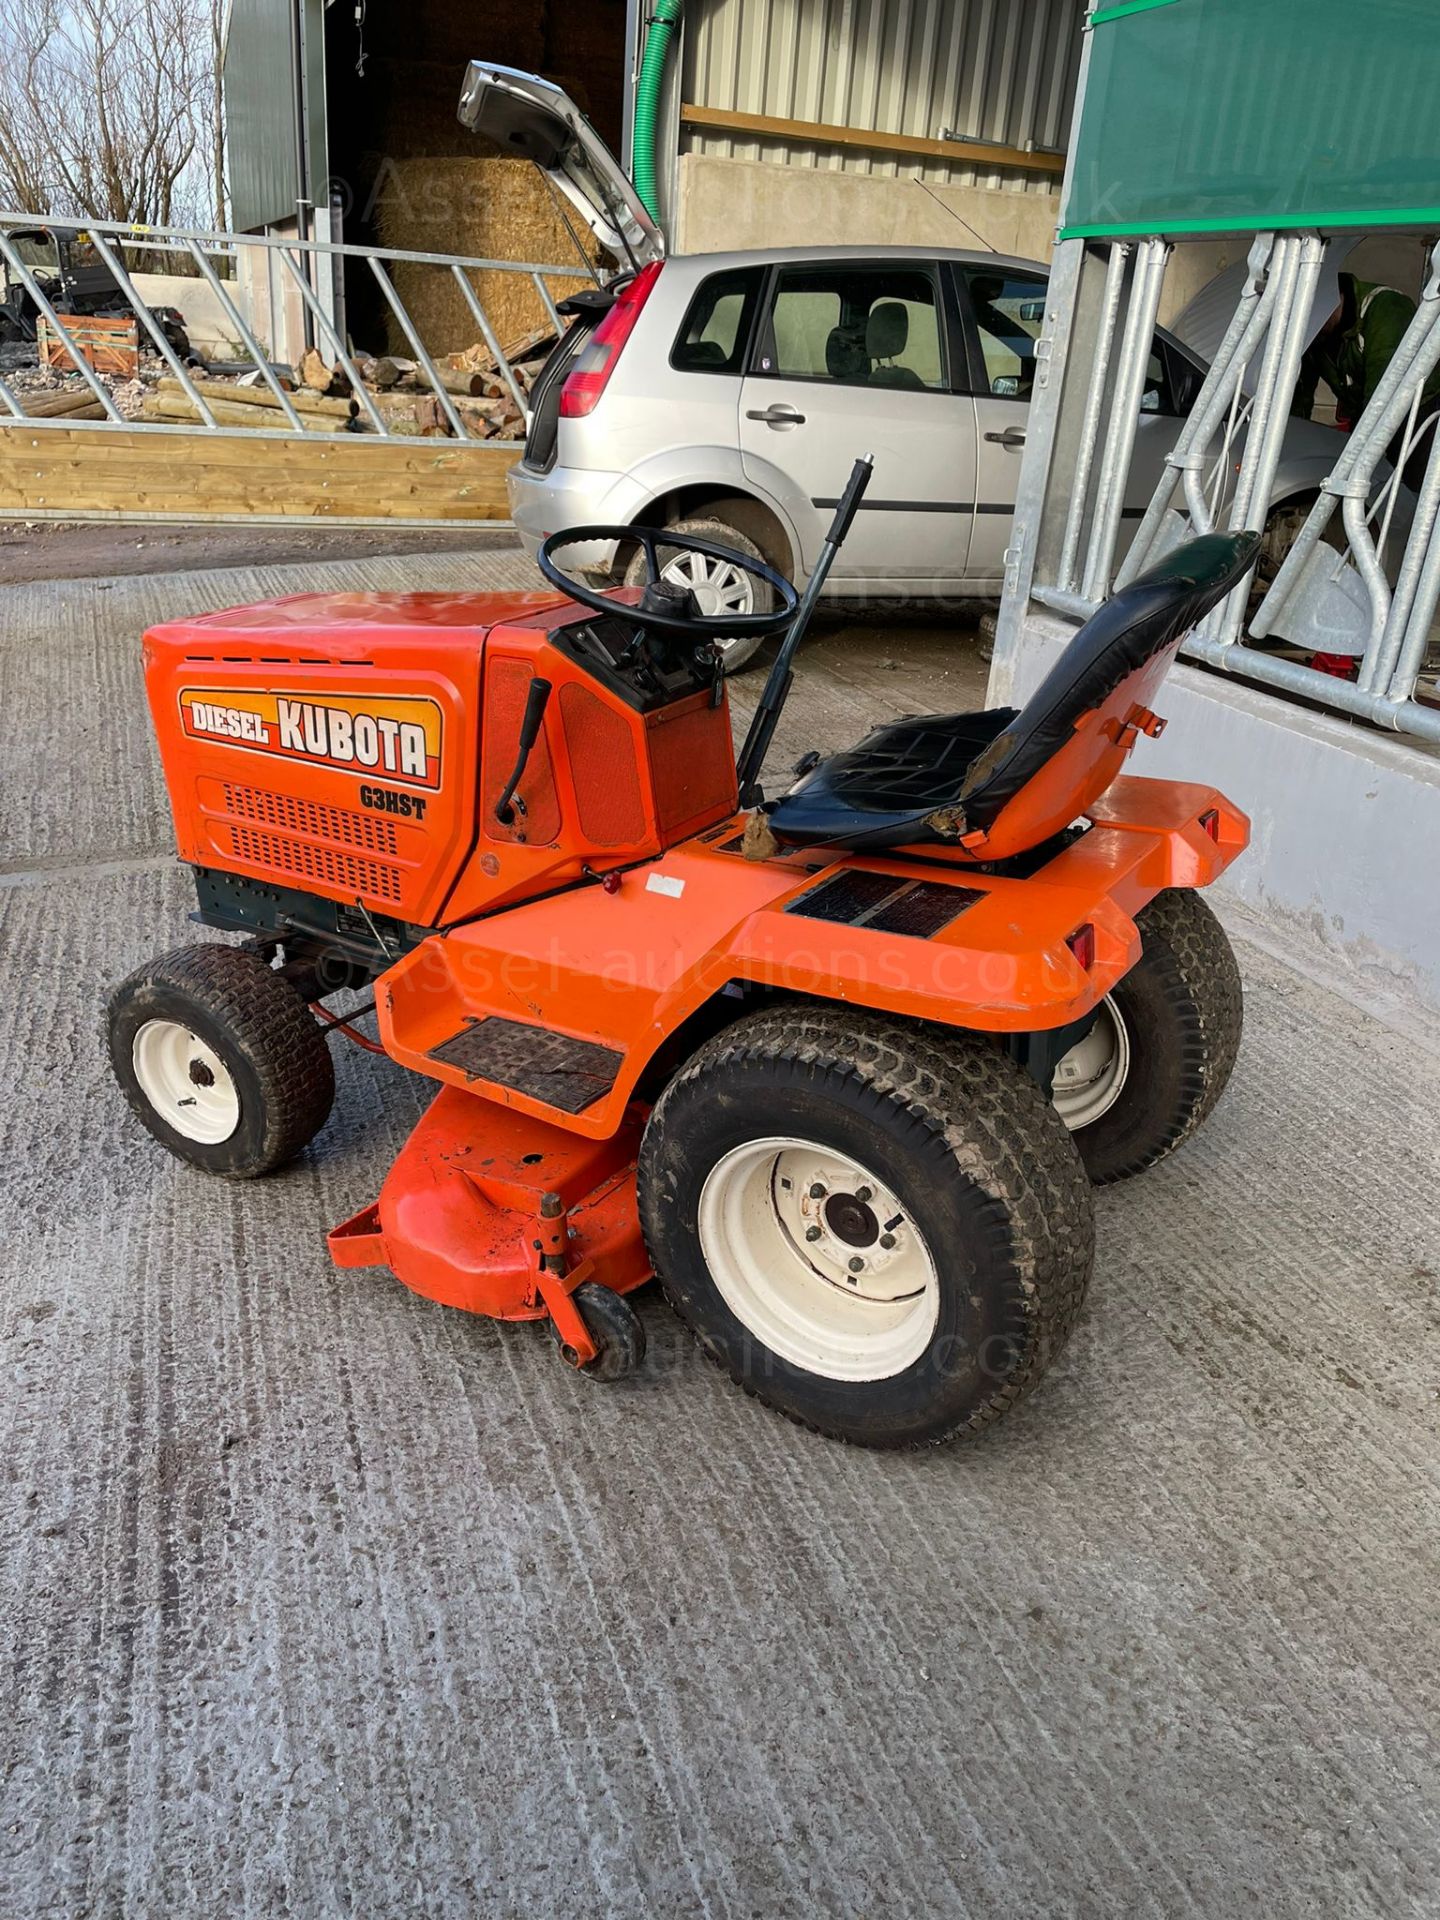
[457,63,664,272]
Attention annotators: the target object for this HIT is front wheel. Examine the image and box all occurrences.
[1053,889,1243,1184]
[108,943,335,1178]
[638,1006,1094,1448]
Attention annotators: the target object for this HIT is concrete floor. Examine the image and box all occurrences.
[2,550,1439,1918]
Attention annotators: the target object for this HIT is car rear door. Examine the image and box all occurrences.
[956,264,1049,585]
[958,263,1202,585]
[737,260,976,587]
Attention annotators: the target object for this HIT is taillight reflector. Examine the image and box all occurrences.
[1066,923,1096,971]
[1199,808,1221,841]
[559,261,664,418]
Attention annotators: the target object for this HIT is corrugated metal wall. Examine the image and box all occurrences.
[224,0,301,232]
[681,0,1084,195]
[223,0,329,234]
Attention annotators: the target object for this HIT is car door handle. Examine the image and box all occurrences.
[984,426,1027,448]
[746,403,806,428]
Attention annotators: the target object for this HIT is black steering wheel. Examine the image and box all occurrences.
[537,524,799,639]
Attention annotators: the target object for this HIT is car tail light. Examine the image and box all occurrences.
[559,261,663,418]
[1066,923,1096,971]
[1199,808,1221,840]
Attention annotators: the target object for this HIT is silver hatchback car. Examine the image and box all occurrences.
[463,64,1348,670]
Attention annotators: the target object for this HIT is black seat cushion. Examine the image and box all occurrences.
[765,708,1018,851]
[764,530,1261,855]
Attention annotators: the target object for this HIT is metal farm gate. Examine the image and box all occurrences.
[0,214,595,527]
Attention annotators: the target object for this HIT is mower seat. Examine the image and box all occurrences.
[761,530,1261,861]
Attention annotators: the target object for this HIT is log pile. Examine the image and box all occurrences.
[8,325,560,444]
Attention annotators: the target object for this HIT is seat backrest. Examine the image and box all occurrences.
[957,531,1261,858]
[825,324,868,382]
[864,302,926,390]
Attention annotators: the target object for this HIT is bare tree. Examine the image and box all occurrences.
[0,0,224,225]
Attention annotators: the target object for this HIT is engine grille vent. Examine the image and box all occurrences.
[226,824,403,904]
[785,870,982,937]
[222,782,398,855]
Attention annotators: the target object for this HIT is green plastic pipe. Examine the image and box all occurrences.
[632,0,685,221]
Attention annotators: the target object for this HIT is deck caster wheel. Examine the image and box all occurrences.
[638,1005,1094,1449]
[107,943,335,1178]
[550,1282,647,1382]
[1052,888,1243,1184]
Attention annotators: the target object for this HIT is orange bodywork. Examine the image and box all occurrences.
[143,585,742,929]
[375,774,1246,1141]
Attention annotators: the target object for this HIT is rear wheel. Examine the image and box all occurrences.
[623,513,776,674]
[1054,889,1243,1184]
[638,1006,1093,1448]
[108,943,335,1178]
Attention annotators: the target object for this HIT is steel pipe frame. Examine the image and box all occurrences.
[988,237,1092,694]
[1362,409,1440,697]
[1250,240,1440,640]
[0,231,123,420]
[180,239,304,431]
[450,268,530,421]
[1018,226,1440,744]
[368,256,467,440]
[1183,629,1440,741]
[84,229,218,427]
[1056,241,1129,593]
[1080,237,1169,602]
[1116,234,1278,588]
[276,246,389,435]
[1031,586,1440,741]
[0,210,593,285]
[0,210,567,449]
[1203,236,1327,649]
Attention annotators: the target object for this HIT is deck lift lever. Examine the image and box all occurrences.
[735,452,873,807]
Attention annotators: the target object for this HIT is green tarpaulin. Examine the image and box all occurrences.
[1062,0,1440,239]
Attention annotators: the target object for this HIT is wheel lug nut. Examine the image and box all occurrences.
[855,1186,872,1203]
[805,1225,822,1242]
[879,1232,896,1250]
[809,1183,826,1199]
[848,1256,864,1273]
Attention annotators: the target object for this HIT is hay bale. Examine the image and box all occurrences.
[373,155,600,358]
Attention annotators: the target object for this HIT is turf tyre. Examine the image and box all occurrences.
[637,1005,1093,1448]
[1068,889,1243,1185]
[108,943,335,1178]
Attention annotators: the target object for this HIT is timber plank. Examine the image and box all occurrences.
[0,425,517,523]
[678,102,1065,174]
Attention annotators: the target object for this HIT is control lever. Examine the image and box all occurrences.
[734,453,873,807]
[494,676,552,824]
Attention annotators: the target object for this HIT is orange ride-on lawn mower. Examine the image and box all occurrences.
[109,456,1257,1448]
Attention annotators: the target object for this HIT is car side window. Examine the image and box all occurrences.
[1145,339,1201,417]
[960,266,1047,400]
[671,267,764,376]
[754,266,946,391]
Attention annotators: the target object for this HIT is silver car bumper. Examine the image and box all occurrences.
[507,460,637,572]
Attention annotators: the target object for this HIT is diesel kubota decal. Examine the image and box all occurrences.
[178,689,442,790]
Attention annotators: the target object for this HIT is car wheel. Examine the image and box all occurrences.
[623,514,776,675]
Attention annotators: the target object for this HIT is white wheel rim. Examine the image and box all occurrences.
[659,548,759,662]
[1052,996,1131,1132]
[696,1136,939,1382]
[132,1019,241,1144]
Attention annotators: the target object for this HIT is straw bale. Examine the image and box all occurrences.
[374,153,598,356]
